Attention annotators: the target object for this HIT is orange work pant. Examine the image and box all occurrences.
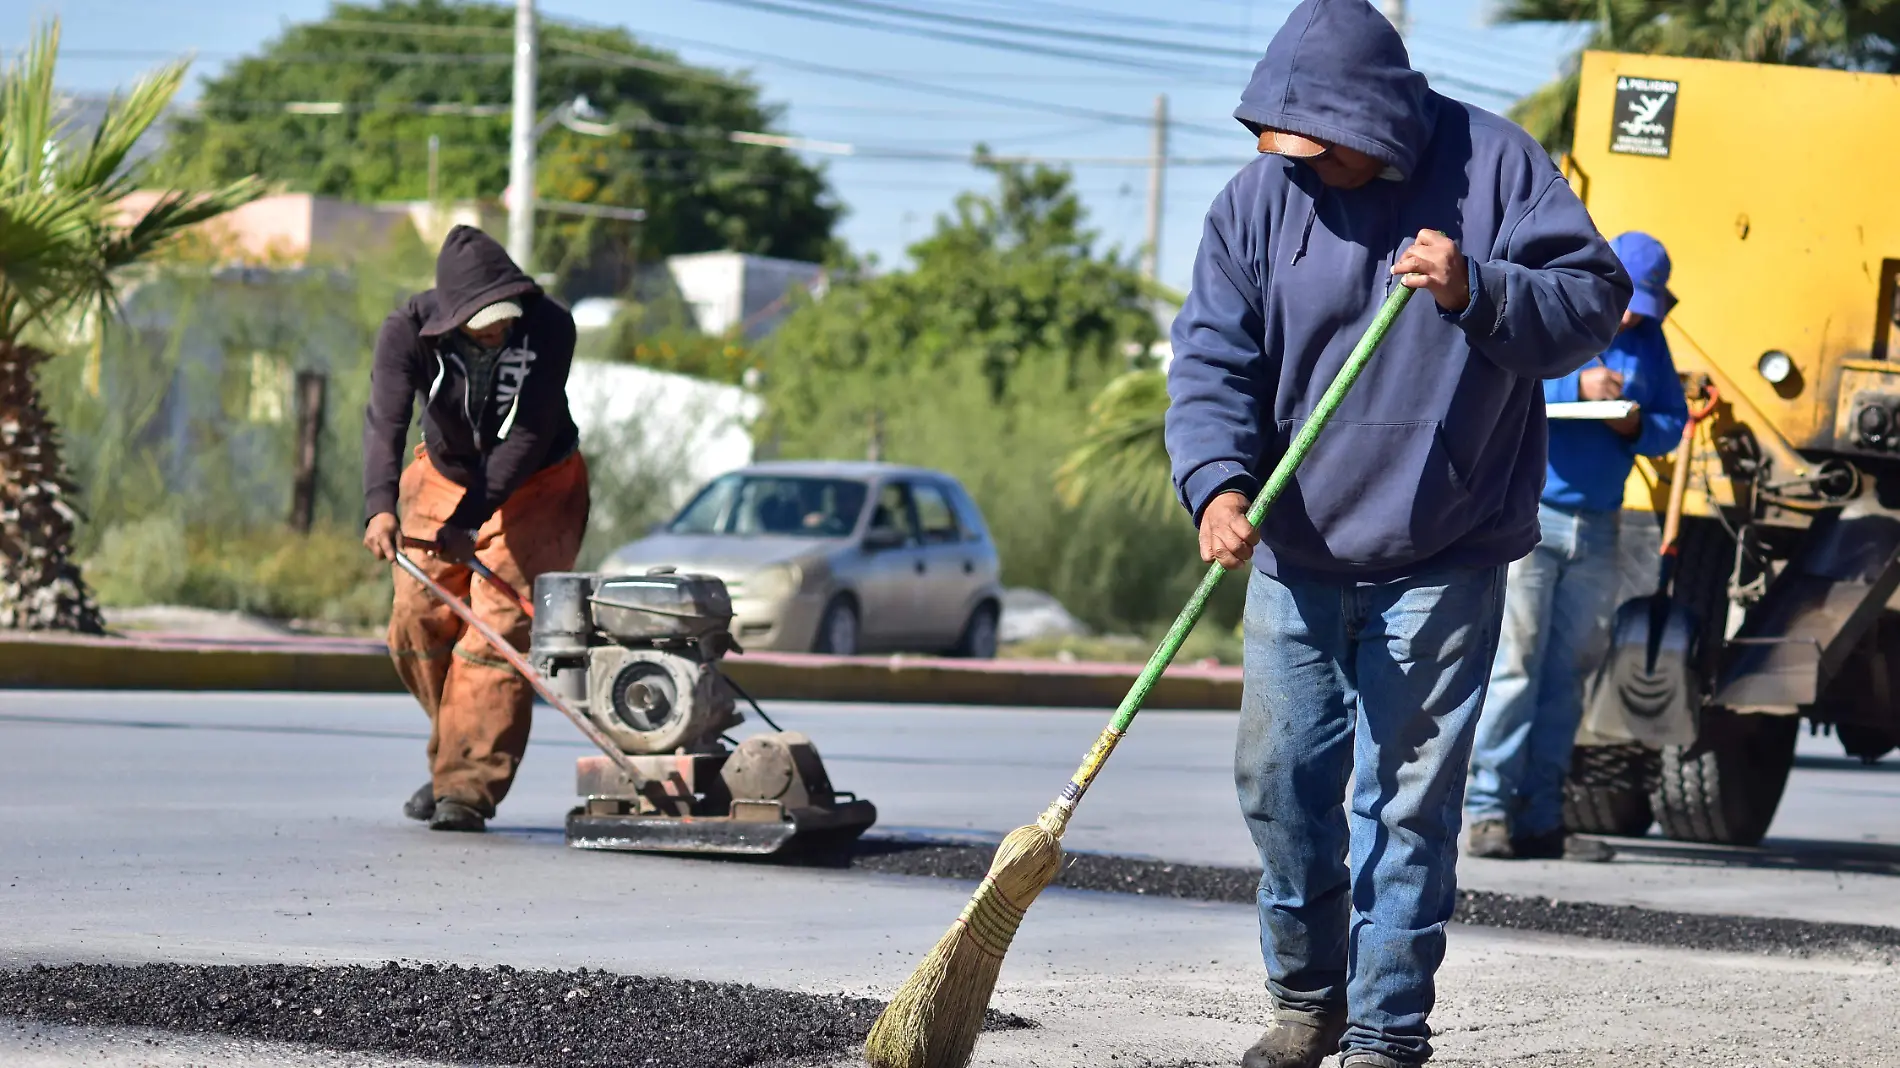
[388,446,590,815]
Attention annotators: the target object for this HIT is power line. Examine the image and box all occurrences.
[617,26,1240,136]
[764,0,1257,61]
[676,0,1525,101]
[681,0,1233,77]
[162,99,1251,168]
[59,14,1223,136]
[946,0,1265,38]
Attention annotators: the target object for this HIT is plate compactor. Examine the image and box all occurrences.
[526,567,877,858]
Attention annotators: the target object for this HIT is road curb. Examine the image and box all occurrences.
[0,634,1242,710]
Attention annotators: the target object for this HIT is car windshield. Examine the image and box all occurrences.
[668,475,869,538]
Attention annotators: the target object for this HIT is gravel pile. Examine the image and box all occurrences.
[853,839,1900,959]
[0,962,1025,1068]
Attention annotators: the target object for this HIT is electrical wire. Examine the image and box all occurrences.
[676,0,1528,102]
[618,26,1239,136]
[81,14,1222,136]
[661,0,1231,78]
[763,0,1263,61]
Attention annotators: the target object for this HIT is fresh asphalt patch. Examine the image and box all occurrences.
[848,838,1900,960]
[0,962,1029,1068]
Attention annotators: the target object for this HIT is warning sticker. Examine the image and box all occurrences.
[1610,76,1679,158]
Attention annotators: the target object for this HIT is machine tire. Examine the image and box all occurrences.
[1563,743,1657,837]
[1651,708,1798,845]
[813,596,860,656]
[952,602,1000,659]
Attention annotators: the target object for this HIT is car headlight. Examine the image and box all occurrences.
[744,563,803,602]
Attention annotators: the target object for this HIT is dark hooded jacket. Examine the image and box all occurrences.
[362,226,580,530]
[1164,0,1632,580]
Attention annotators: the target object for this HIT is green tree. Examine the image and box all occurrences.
[0,22,261,631]
[158,0,840,296]
[762,162,1230,634]
[1499,0,1900,151]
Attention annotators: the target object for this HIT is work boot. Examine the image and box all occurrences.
[402,783,435,822]
[429,798,487,833]
[1465,818,1514,859]
[1338,1053,1404,1068]
[1239,1008,1346,1068]
[1514,828,1617,863]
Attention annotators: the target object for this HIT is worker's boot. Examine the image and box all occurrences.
[1338,1053,1404,1067]
[1240,1007,1346,1068]
[1513,828,1616,863]
[429,798,487,833]
[1465,817,1514,859]
[402,783,436,822]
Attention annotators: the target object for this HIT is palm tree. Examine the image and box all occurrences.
[1055,367,1174,517]
[1497,0,1900,151]
[0,22,262,631]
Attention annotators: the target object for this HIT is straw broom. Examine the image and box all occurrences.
[863,282,1418,1068]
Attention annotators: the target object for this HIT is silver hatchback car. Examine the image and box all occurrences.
[600,461,1005,657]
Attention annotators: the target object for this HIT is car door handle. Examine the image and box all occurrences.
[962,560,974,574]
[913,560,926,574]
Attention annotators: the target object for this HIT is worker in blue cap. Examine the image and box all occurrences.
[1464,231,1689,861]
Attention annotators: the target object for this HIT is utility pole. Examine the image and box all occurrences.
[288,372,328,535]
[427,134,440,203]
[1142,93,1168,282]
[507,0,537,271]
[1382,0,1408,40]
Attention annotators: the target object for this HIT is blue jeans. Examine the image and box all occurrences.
[1237,564,1506,1065]
[1465,503,1622,838]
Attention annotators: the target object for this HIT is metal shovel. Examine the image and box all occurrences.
[1584,382,1720,748]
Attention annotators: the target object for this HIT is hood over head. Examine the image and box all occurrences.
[421,225,540,337]
[1235,0,1435,180]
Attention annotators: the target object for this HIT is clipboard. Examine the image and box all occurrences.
[1546,400,1637,420]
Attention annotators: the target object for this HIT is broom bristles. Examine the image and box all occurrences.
[864,819,1065,1068]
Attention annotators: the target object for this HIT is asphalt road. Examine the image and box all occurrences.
[3,690,1899,1067]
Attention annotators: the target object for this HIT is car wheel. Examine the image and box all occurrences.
[814,596,860,656]
[953,602,999,659]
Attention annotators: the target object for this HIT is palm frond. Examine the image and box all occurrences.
[0,183,99,332]
[1055,368,1175,516]
[98,175,266,273]
[0,19,262,339]
[0,22,61,196]
[62,56,191,197]
[1507,69,1583,153]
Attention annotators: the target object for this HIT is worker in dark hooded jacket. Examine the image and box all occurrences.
[361,225,588,834]
[1164,2,1631,1066]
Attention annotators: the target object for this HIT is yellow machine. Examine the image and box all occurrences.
[1560,51,1900,845]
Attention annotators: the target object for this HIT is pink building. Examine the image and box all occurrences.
[111,192,504,264]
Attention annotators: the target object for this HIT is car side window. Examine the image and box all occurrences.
[869,482,918,544]
[944,483,987,543]
[911,482,962,545]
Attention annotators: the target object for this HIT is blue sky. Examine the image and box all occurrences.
[17,0,1589,292]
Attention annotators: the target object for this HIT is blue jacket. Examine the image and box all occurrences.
[1543,318,1687,511]
[1164,0,1632,580]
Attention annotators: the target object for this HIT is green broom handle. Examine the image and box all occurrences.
[1041,282,1417,829]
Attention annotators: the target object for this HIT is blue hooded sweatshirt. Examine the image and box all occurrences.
[1165,0,1632,581]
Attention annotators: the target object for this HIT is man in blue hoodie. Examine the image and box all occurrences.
[1464,232,1687,862]
[1164,2,1630,1066]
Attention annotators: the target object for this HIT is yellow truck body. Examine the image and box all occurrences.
[1566,50,1900,515]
